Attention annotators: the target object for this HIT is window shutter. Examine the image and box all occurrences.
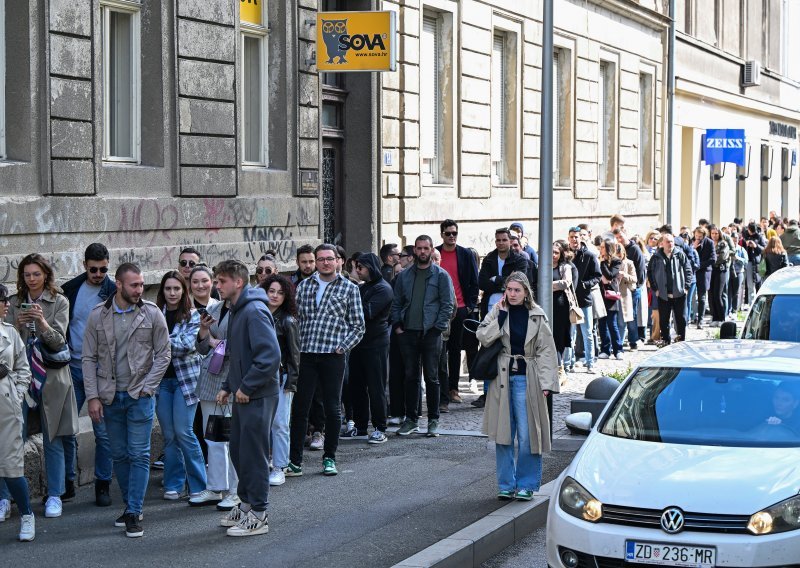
[492,34,505,179]
[553,50,561,184]
[421,16,439,173]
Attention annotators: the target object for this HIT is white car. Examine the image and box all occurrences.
[547,340,800,568]
[737,266,800,342]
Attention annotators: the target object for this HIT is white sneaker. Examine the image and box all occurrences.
[188,490,222,507]
[614,353,623,360]
[269,469,286,486]
[0,498,10,521]
[386,417,401,426]
[220,505,246,527]
[217,492,241,511]
[44,496,62,518]
[19,513,35,541]
[309,432,324,451]
[597,353,610,360]
[226,510,269,537]
[163,491,181,500]
[343,419,356,435]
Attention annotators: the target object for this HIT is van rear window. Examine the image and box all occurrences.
[742,295,800,342]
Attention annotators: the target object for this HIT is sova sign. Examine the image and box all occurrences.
[316,11,398,72]
[703,129,746,167]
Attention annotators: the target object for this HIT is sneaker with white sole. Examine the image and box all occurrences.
[614,353,623,360]
[124,512,143,538]
[342,419,356,435]
[44,496,62,518]
[163,491,181,501]
[367,430,387,444]
[283,462,303,477]
[18,514,35,542]
[188,490,222,507]
[152,454,165,470]
[227,510,269,537]
[269,469,285,486]
[115,510,143,527]
[309,432,324,450]
[386,417,401,426]
[0,498,10,522]
[220,505,246,527]
[597,353,610,359]
[397,420,419,436]
[217,492,241,511]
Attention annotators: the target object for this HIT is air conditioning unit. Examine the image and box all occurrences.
[742,60,761,87]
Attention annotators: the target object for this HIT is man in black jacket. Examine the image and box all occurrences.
[478,228,528,318]
[614,228,646,348]
[379,243,400,283]
[435,220,478,404]
[741,222,767,305]
[348,253,394,444]
[568,227,602,373]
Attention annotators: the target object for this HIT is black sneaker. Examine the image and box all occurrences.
[152,454,165,470]
[62,479,76,502]
[95,479,112,507]
[115,510,143,527]
[471,394,486,408]
[124,512,143,538]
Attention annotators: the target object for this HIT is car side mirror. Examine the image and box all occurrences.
[565,412,593,435]
[719,321,737,339]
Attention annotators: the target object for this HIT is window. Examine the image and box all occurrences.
[638,72,654,189]
[598,61,617,187]
[102,4,140,162]
[0,0,5,160]
[491,34,506,184]
[553,46,573,187]
[241,1,268,165]
[491,30,517,185]
[420,14,441,182]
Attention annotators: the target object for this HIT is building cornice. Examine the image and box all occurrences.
[589,0,671,31]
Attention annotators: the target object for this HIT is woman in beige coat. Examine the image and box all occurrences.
[0,283,36,541]
[477,271,559,501]
[4,254,78,519]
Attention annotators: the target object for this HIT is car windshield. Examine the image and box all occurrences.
[600,367,800,448]
[742,294,800,342]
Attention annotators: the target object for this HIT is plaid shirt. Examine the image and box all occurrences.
[296,274,365,353]
[165,309,202,405]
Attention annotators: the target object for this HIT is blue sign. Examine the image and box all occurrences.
[703,129,746,167]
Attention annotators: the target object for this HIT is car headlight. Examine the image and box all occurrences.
[748,495,800,535]
[559,476,603,522]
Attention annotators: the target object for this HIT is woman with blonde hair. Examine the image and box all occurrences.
[477,271,558,501]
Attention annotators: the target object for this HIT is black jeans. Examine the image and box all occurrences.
[438,336,449,404]
[349,345,389,432]
[446,307,468,391]
[710,267,728,322]
[658,295,687,344]
[728,269,743,313]
[388,333,406,418]
[398,329,442,422]
[289,353,346,465]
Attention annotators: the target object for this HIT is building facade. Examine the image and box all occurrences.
[0,0,323,285]
[376,0,669,251]
[672,0,800,227]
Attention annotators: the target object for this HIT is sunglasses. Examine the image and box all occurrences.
[88,266,109,274]
[399,253,411,258]
[443,231,458,237]
[568,226,582,233]
[179,260,197,268]
[256,267,274,275]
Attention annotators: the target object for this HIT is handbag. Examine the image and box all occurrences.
[470,338,504,381]
[603,287,622,302]
[207,340,226,375]
[204,403,231,442]
[38,339,71,369]
[564,285,584,325]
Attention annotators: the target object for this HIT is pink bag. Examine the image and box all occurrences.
[208,340,226,375]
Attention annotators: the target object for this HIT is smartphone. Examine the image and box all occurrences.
[21,303,34,310]
[197,307,208,317]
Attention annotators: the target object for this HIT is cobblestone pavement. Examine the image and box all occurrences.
[422,325,716,436]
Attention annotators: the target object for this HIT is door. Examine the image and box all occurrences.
[321,140,343,245]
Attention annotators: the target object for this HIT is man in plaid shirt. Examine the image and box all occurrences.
[287,244,364,477]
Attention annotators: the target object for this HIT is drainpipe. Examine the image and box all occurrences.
[666,0,676,225]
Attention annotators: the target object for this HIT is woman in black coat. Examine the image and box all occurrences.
[692,226,717,328]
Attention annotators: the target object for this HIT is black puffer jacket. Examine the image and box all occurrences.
[572,243,602,308]
[273,308,300,392]
[355,252,394,349]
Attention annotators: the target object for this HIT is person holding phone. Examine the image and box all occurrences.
[476,271,558,501]
[3,254,78,520]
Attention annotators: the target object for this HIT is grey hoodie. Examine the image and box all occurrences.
[221,285,281,399]
[780,225,800,256]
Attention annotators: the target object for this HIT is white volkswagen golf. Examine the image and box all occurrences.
[547,340,800,568]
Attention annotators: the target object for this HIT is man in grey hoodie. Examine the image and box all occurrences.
[212,260,281,537]
[780,219,800,266]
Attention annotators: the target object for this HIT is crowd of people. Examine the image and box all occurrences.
[1,211,797,543]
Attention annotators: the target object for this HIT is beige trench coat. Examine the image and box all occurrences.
[0,322,32,477]
[476,304,560,454]
[619,259,637,323]
[6,290,79,441]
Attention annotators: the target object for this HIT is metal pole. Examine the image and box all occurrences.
[538,0,554,322]
[666,0,675,225]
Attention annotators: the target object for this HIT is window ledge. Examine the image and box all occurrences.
[421,183,454,189]
[492,184,519,189]
[599,185,617,191]
[553,185,573,191]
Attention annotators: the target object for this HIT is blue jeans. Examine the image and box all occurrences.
[598,313,623,355]
[156,378,207,495]
[41,415,66,497]
[789,254,800,267]
[568,305,595,368]
[496,375,542,492]
[626,287,641,347]
[64,363,113,482]
[270,375,294,470]
[104,391,155,515]
[686,282,697,321]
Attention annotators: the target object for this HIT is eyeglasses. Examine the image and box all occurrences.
[88,266,109,274]
[316,257,336,263]
[256,267,274,275]
[443,231,458,237]
[399,253,411,258]
[179,260,197,268]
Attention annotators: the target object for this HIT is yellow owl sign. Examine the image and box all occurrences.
[240,0,262,26]
[316,11,397,72]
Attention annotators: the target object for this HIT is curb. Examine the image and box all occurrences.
[392,478,556,568]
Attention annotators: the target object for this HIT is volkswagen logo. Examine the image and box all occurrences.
[660,508,685,534]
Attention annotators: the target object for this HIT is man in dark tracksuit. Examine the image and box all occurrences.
[348,253,394,442]
[212,260,281,537]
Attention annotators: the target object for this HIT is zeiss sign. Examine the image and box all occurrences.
[703,129,746,167]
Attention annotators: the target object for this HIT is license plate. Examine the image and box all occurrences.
[625,541,716,567]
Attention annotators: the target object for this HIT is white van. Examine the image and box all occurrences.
[723,266,800,341]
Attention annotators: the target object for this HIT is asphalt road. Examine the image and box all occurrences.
[0,433,575,568]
